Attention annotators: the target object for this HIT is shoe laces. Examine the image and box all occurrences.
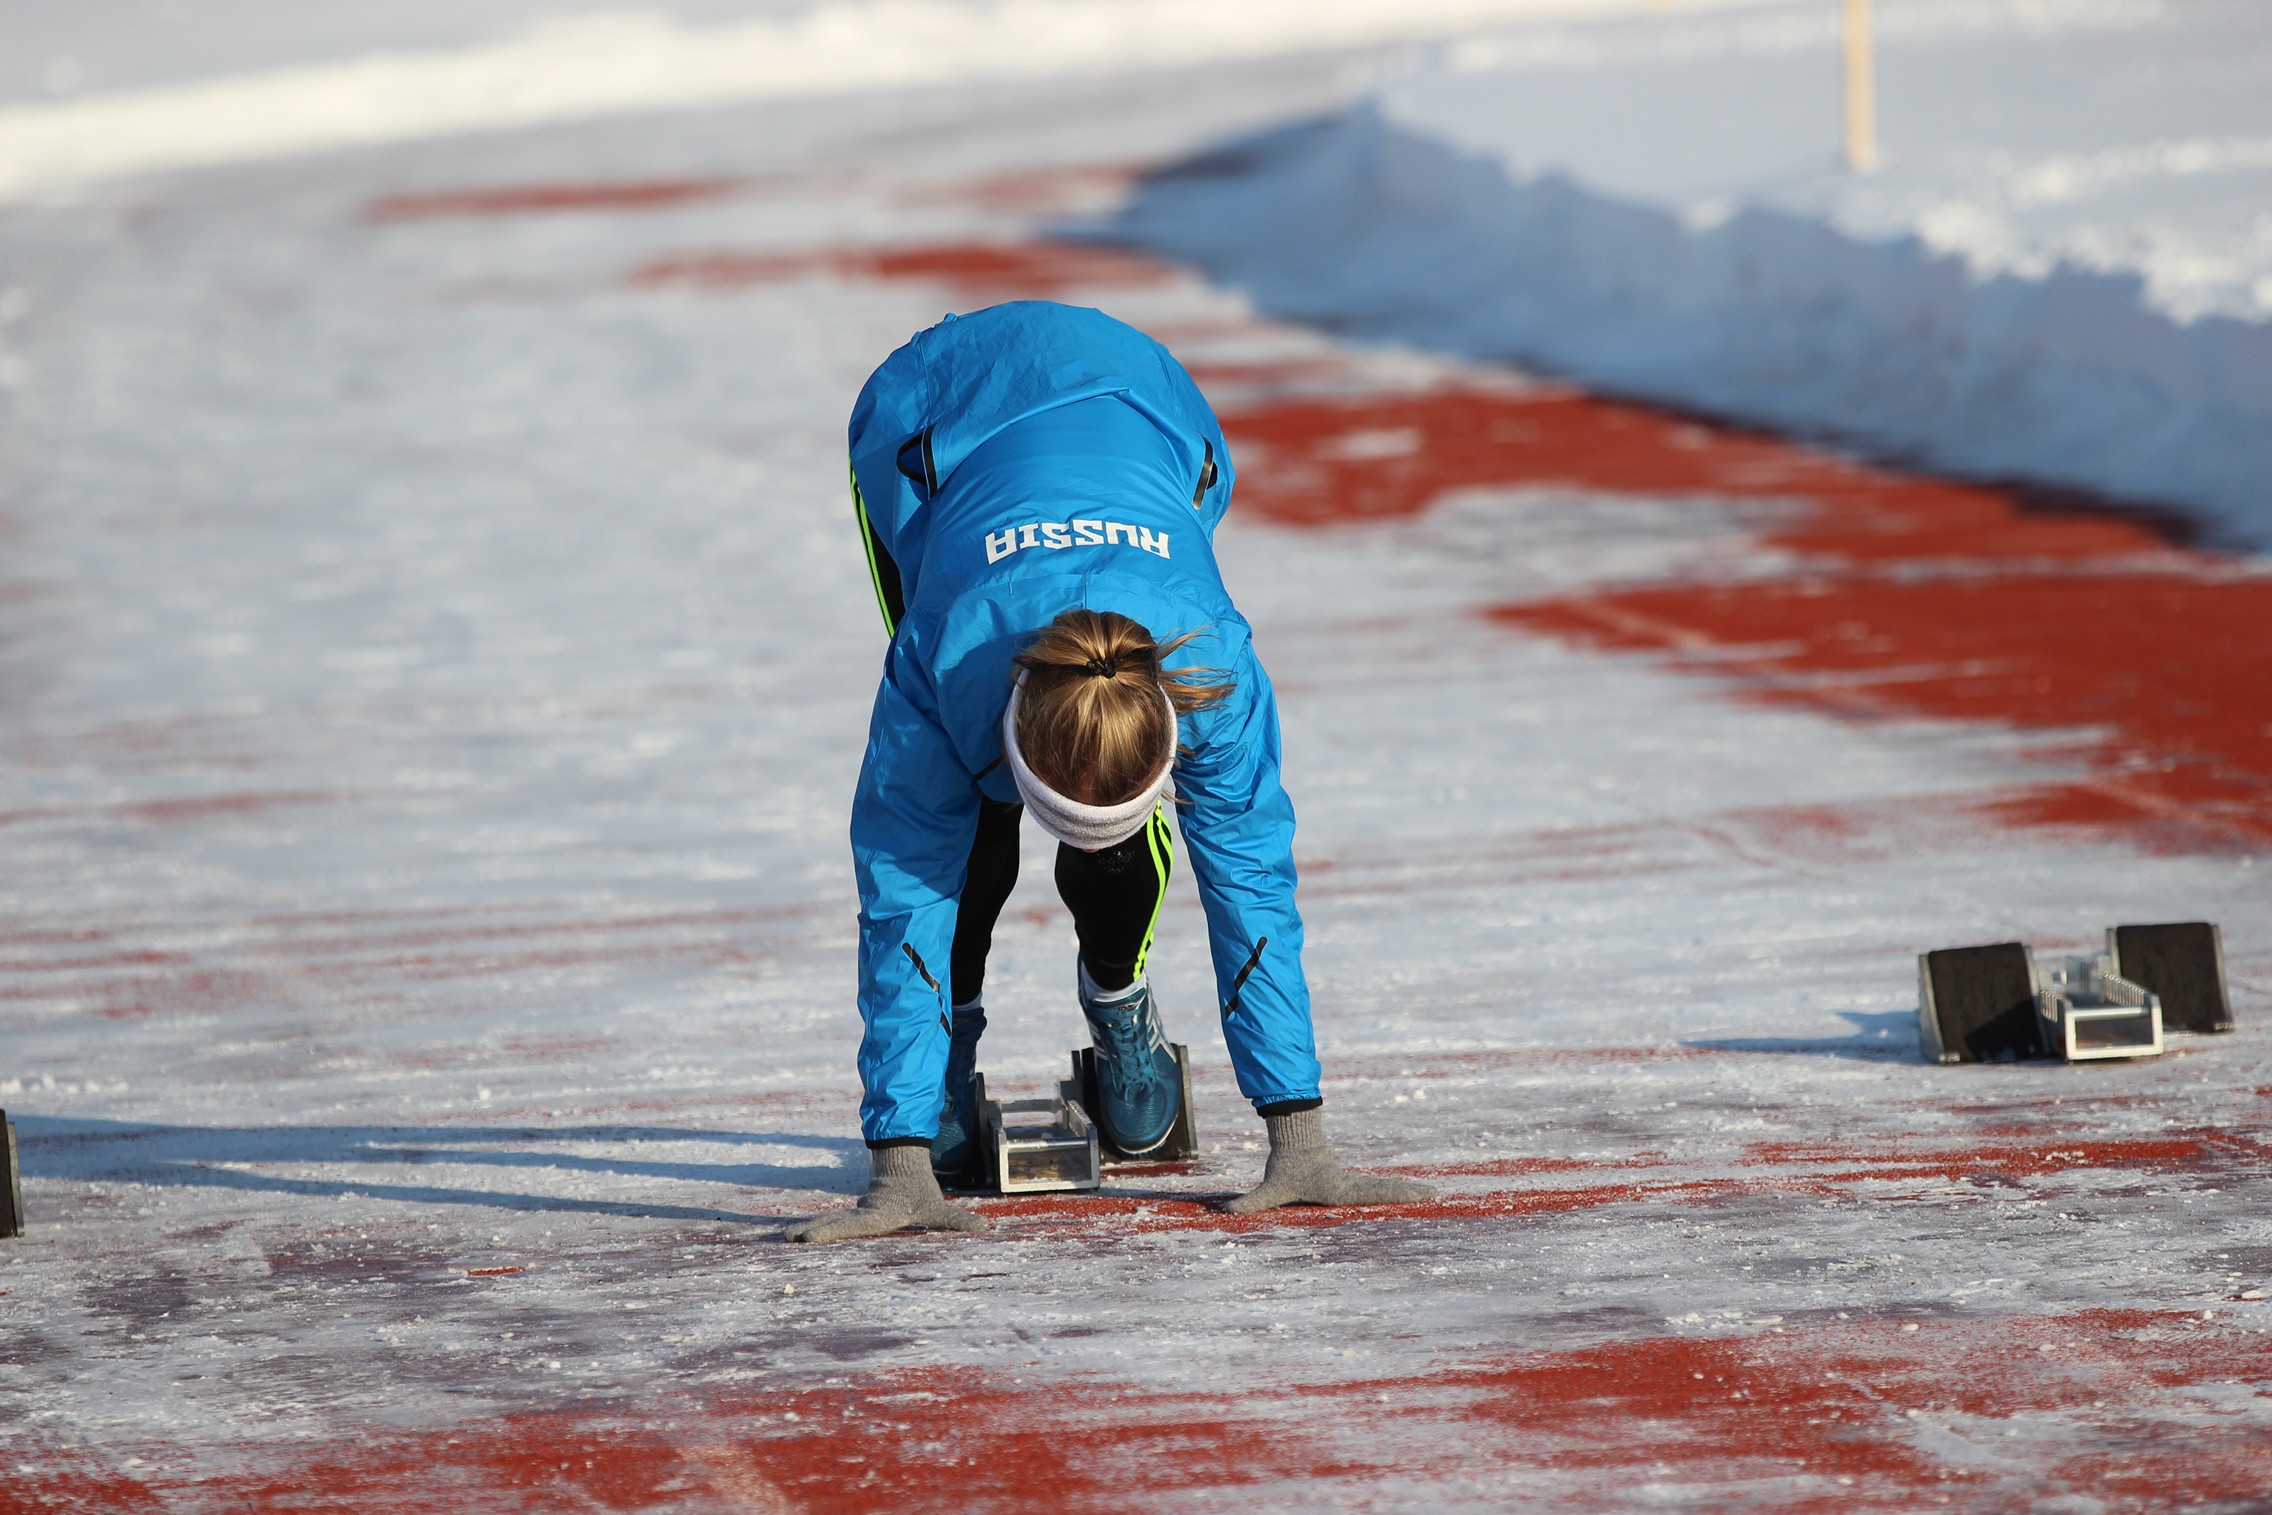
[1089,993,1165,1080]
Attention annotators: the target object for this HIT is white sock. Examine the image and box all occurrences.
[1078,961,1145,1007]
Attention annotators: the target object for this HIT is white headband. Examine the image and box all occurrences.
[1002,675,1176,852]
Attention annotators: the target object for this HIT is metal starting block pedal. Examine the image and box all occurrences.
[974,1073,1100,1194]
[1917,943,2039,1063]
[2107,921,2233,1034]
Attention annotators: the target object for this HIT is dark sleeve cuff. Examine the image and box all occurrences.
[1255,1097,1322,1118]
[866,1136,935,1151]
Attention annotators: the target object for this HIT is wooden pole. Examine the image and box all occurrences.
[1843,0,1878,173]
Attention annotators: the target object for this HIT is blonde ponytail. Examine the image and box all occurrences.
[1011,610,1231,806]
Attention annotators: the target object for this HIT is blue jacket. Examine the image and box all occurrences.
[846,301,1321,1143]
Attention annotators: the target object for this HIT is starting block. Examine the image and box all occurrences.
[3,1110,21,1239]
[1918,935,2199,1064]
[974,1073,1100,1193]
[959,1042,1199,1192]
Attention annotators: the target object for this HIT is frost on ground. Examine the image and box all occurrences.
[1111,0,2272,547]
[2,28,2271,1515]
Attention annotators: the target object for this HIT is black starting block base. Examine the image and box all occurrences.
[3,1111,21,1239]
[1073,1043,1197,1163]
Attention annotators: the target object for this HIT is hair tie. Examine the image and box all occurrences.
[1081,657,1119,679]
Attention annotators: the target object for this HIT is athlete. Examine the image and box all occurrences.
[785,302,1433,1242]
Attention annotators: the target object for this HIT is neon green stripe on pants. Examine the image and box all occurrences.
[1132,804,1175,979]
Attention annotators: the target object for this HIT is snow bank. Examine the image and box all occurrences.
[1112,0,2272,546]
[0,0,1739,204]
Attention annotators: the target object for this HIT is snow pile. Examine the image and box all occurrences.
[1113,0,2272,546]
[0,0,1726,204]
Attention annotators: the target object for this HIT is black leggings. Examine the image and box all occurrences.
[859,510,1171,1003]
[951,799,1174,1005]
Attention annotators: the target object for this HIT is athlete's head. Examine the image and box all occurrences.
[1008,609,1229,812]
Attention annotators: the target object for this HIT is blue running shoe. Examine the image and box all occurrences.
[1079,970,1180,1156]
[930,1001,987,1180]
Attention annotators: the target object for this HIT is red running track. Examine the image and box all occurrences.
[610,216,2270,849]
[1213,385,2270,850]
[18,1309,2269,1514]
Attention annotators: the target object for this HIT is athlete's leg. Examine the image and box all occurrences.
[951,798,1023,1006]
[928,798,1020,1178]
[1052,806,1173,991]
[1057,809,1180,1154]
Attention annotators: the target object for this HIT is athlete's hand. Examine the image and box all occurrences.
[785,1145,988,1242]
[1223,1106,1436,1215]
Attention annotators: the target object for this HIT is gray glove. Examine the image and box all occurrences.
[1224,1105,1436,1214]
[784,1144,988,1243]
